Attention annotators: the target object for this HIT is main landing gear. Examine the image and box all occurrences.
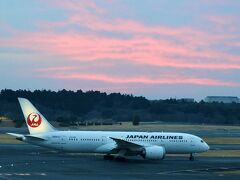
[115,156,126,162]
[189,153,194,161]
[103,154,115,160]
[103,154,126,161]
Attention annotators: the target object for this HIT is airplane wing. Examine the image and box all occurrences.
[110,137,144,155]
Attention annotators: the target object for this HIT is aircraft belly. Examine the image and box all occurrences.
[164,144,194,154]
[61,142,100,152]
[94,143,116,153]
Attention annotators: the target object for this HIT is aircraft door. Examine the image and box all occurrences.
[190,136,195,147]
[59,135,67,150]
[61,135,67,145]
[101,136,107,145]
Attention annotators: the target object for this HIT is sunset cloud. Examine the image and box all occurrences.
[35,71,239,87]
[0,0,240,99]
[1,32,240,70]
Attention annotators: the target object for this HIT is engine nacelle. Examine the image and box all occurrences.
[142,146,165,160]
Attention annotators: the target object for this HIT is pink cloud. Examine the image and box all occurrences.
[6,1,238,71]
[36,66,75,72]
[47,0,104,14]
[207,15,235,26]
[1,31,240,70]
[36,72,239,87]
[1,0,239,91]
[37,0,239,62]
[39,5,239,49]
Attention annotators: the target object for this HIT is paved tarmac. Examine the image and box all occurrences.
[210,144,240,150]
[0,144,240,180]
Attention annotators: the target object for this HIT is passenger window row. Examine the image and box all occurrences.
[125,139,158,142]
[69,138,100,141]
[125,139,187,143]
[169,140,187,142]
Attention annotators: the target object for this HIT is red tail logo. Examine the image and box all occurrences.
[27,113,42,128]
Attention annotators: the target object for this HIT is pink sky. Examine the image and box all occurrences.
[0,0,240,100]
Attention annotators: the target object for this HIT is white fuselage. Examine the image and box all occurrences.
[13,98,210,160]
[25,131,209,154]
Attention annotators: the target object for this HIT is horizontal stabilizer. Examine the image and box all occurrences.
[7,132,25,141]
[7,133,46,141]
[7,133,24,138]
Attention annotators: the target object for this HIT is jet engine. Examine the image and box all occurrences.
[142,146,165,160]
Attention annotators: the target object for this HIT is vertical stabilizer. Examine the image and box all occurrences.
[18,98,55,134]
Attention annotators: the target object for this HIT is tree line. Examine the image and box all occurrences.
[0,89,240,127]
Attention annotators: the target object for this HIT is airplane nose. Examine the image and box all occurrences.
[205,143,210,151]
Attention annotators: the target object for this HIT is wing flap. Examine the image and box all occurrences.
[110,137,143,151]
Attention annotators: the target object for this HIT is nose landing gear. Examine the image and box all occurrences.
[189,153,194,161]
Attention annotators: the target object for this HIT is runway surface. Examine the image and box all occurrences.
[0,144,240,180]
[210,144,240,150]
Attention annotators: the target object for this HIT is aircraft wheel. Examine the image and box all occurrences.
[103,154,114,160]
[189,153,194,161]
[115,156,126,162]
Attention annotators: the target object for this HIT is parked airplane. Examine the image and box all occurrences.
[8,98,209,161]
